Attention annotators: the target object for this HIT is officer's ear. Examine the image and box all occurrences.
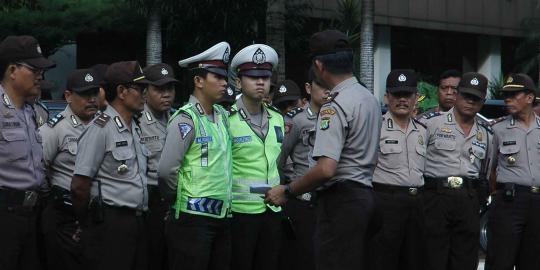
[6,63,18,80]
[383,93,389,105]
[193,75,205,90]
[313,60,324,74]
[305,82,312,95]
[117,85,128,101]
[64,90,73,103]
[235,76,241,90]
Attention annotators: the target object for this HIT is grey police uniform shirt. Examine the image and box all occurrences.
[73,105,149,210]
[139,103,169,186]
[34,101,49,127]
[39,105,87,191]
[373,112,427,187]
[158,95,220,202]
[279,106,317,182]
[421,108,493,179]
[491,114,540,187]
[0,85,45,191]
[311,77,381,187]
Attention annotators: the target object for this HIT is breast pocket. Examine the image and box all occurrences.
[435,139,456,151]
[111,147,136,176]
[67,142,78,155]
[499,144,520,167]
[0,129,28,161]
[379,143,403,169]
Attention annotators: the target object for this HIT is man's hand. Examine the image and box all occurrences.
[264,185,288,206]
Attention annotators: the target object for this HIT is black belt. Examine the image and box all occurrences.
[424,177,478,190]
[373,182,423,196]
[0,188,39,208]
[496,183,540,194]
[316,180,371,196]
[104,205,147,217]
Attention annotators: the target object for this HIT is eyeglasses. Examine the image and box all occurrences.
[15,62,44,76]
[125,84,146,93]
[500,90,528,100]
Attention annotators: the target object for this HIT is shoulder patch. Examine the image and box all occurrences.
[178,123,193,139]
[47,113,64,128]
[265,103,282,114]
[423,111,442,119]
[413,118,427,129]
[286,107,303,118]
[94,113,111,127]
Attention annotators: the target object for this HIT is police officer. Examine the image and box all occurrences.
[272,79,303,114]
[217,83,237,109]
[0,35,55,270]
[228,43,284,270]
[140,63,177,270]
[71,61,150,270]
[278,66,329,270]
[39,68,100,270]
[266,29,381,270]
[416,69,461,119]
[372,69,427,270]
[420,72,492,270]
[486,73,540,270]
[158,42,232,270]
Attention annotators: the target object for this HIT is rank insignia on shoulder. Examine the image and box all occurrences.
[423,112,441,119]
[320,108,337,116]
[286,107,303,118]
[265,103,281,114]
[320,117,330,130]
[94,113,111,127]
[47,113,64,128]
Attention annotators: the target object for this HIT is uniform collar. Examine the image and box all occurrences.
[306,106,317,120]
[536,113,540,128]
[142,103,158,124]
[330,76,358,95]
[234,95,270,121]
[444,108,456,126]
[64,105,83,127]
[506,115,517,129]
[105,106,128,132]
[0,85,14,109]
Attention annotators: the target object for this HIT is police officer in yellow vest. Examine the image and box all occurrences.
[158,42,232,270]
[228,44,284,270]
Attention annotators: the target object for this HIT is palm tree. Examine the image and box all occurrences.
[359,0,374,93]
[266,0,286,82]
[146,5,162,65]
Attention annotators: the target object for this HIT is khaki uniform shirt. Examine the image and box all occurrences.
[0,86,45,190]
[74,106,149,210]
[279,106,317,182]
[373,112,427,187]
[422,108,493,179]
[158,96,220,201]
[39,105,87,191]
[492,114,540,186]
[312,77,381,187]
[139,104,169,186]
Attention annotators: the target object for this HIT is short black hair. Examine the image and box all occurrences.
[0,61,12,80]
[439,69,462,83]
[274,99,298,112]
[307,66,316,84]
[188,69,210,91]
[105,83,121,103]
[312,50,353,75]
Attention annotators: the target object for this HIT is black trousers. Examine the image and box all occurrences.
[486,188,540,270]
[0,204,40,270]
[41,198,82,270]
[81,207,148,270]
[279,198,316,270]
[166,211,231,270]
[423,188,479,270]
[372,187,425,270]
[314,181,375,270]
[146,185,168,270]
[231,210,282,270]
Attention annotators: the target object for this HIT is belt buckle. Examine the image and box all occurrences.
[531,186,540,194]
[22,191,38,207]
[447,177,463,189]
[408,188,418,196]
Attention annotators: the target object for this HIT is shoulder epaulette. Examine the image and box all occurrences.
[413,118,427,129]
[37,101,49,113]
[325,92,339,103]
[423,111,442,119]
[478,121,494,134]
[490,116,507,126]
[94,113,111,127]
[47,113,64,128]
[286,107,303,118]
[265,103,281,114]
[227,106,238,116]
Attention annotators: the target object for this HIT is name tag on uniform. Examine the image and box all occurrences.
[1,121,21,128]
[385,140,398,144]
[233,136,252,144]
[116,141,128,147]
[195,136,213,144]
[275,126,283,143]
[503,141,516,146]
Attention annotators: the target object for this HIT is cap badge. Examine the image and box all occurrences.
[279,85,287,93]
[252,48,266,64]
[507,76,513,83]
[227,87,234,96]
[223,47,230,64]
[36,45,42,54]
[470,78,479,86]
[398,74,407,82]
[84,74,94,82]
[161,68,169,75]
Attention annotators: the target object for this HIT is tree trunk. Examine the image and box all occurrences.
[266,0,286,82]
[537,38,540,86]
[359,0,374,93]
[146,6,162,66]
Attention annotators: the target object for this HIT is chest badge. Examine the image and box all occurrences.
[418,135,424,145]
[3,111,13,118]
[441,127,452,133]
[507,155,516,165]
[117,162,128,174]
[476,131,483,141]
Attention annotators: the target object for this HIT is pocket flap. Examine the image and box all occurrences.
[112,147,135,160]
[435,139,456,150]
[1,130,26,142]
[500,145,519,155]
[380,144,402,154]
